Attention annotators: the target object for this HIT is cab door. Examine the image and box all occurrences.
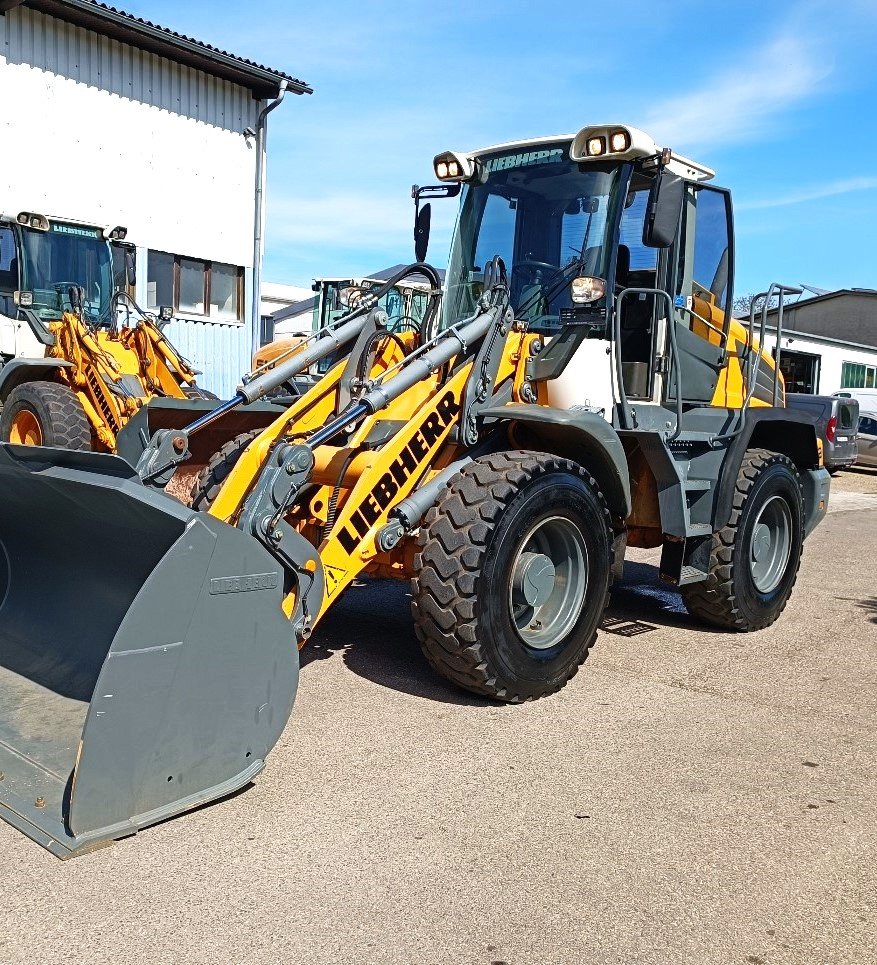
[665,184,734,404]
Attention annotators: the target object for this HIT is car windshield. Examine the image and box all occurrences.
[19,222,113,322]
[441,144,623,332]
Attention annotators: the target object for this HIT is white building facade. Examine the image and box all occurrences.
[0,0,309,396]
[769,328,877,395]
[763,290,877,396]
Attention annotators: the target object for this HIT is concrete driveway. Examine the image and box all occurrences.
[2,473,875,965]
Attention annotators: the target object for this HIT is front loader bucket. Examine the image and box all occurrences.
[0,444,297,858]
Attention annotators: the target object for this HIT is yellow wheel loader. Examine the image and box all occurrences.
[0,126,830,858]
[114,264,445,501]
[254,270,440,375]
[0,211,209,453]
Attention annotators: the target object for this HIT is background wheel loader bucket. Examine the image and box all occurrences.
[0,443,298,858]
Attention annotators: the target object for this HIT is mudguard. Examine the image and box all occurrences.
[0,357,73,401]
[478,403,632,520]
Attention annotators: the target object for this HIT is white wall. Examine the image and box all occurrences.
[0,6,264,395]
[771,329,877,395]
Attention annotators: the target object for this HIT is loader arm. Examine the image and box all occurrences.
[206,262,523,637]
[124,319,198,397]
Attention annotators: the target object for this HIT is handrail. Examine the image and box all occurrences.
[744,282,802,414]
[674,302,728,345]
[616,287,680,439]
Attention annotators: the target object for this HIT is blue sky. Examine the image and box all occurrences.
[131,0,877,297]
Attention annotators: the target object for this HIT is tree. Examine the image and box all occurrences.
[732,292,779,319]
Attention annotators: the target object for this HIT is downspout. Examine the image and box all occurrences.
[251,79,288,358]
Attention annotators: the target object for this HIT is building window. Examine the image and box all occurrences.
[210,262,241,321]
[147,250,243,322]
[147,251,174,310]
[841,361,876,389]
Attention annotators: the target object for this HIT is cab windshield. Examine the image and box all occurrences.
[19,222,113,323]
[441,145,624,332]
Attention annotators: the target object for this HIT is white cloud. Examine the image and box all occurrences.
[737,176,877,210]
[638,31,831,151]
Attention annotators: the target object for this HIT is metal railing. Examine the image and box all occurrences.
[745,282,802,411]
[615,287,680,439]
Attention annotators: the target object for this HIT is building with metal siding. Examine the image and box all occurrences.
[0,0,309,397]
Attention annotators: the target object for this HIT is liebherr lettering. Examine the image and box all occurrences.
[337,393,459,553]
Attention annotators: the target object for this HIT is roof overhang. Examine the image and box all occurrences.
[0,0,311,98]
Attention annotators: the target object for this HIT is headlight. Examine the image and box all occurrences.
[609,130,630,152]
[433,151,474,181]
[17,211,49,231]
[570,276,606,304]
[586,136,606,157]
[14,291,34,307]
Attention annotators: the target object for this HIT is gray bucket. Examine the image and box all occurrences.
[0,443,298,858]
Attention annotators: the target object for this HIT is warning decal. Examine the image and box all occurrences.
[323,565,347,597]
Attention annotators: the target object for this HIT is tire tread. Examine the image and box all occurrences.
[681,448,803,631]
[411,450,612,702]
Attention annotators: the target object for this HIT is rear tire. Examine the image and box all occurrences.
[681,448,804,631]
[0,380,92,450]
[411,451,613,702]
[190,429,261,511]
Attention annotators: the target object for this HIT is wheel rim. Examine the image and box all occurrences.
[9,410,43,446]
[749,495,792,593]
[508,515,588,650]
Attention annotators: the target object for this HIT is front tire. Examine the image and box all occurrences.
[681,448,804,631]
[190,429,261,511]
[0,380,92,450]
[412,451,613,702]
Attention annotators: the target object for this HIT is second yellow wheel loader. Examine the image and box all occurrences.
[0,125,830,858]
[0,210,210,452]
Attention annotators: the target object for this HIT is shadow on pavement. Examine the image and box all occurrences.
[857,597,877,624]
[301,561,720,703]
[607,561,719,634]
[302,579,490,706]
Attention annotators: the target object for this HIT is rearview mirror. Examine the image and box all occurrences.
[415,203,432,263]
[125,248,136,287]
[643,171,685,248]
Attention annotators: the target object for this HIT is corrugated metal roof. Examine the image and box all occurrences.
[1,0,311,97]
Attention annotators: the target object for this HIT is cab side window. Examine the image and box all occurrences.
[676,185,732,315]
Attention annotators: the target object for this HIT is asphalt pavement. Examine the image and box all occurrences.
[2,469,875,965]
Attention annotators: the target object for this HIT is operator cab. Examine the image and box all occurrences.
[433,126,734,421]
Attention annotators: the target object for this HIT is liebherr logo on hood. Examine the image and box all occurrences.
[337,392,459,554]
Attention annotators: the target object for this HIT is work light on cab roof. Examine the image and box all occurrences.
[433,124,716,183]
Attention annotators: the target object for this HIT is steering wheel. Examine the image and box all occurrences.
[511,260,560,285]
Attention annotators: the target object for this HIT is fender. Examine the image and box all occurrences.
[0,358,74,402]
[713,408,823,533]
[478,403,632,521]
